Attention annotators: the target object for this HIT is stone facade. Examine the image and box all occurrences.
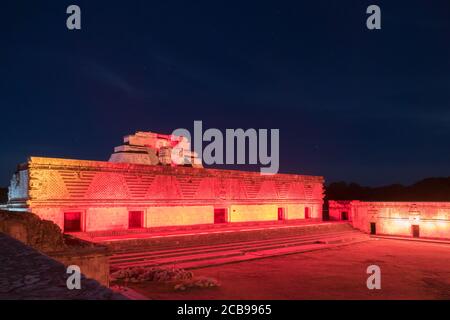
[329,200,450,240]
[8,157,324,233]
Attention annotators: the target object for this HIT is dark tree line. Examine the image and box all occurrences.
[326,177,450,201]
[0,188,7,204]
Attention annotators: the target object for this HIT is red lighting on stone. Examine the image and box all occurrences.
[8,157,324,233]
[329,200,450,239]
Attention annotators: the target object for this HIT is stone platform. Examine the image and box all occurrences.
[73,220,353,253]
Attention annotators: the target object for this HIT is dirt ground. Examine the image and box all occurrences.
[130,238,450,300]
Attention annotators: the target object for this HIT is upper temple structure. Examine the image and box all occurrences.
[109,131,202,167]
[5,131,324,233]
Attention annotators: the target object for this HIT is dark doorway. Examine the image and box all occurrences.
[412,225,420,238]
[304,207,311,219]
[64,212,82,232]
[341,211,349,220]
[278,207,285,221]
[129,211,144,229]
[370,222,376,235]
[214,208,227,224]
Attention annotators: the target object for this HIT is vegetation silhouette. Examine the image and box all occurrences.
[326,177,450,201]
[0,188,7,204]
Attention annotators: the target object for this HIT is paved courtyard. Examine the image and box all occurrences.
[130,238,450,300]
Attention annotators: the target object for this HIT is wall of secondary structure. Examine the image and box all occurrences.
[329,200,450,240]
[328,201,353,221]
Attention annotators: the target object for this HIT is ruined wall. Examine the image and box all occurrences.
[355,202,450,239]
[329,200,450,240]
[8,169,29,202]
[0,233,123,299]
[0,210,66,252]
[0,210,111,286]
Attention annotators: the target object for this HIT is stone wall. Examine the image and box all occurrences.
[0,210,111,286]
[8,170,28,202]
[49,241,110,286]
[0,210,66,252]
[329,200,450,239]
[0,233,123,299]
[9,157,324,232]
[328,200,353,221]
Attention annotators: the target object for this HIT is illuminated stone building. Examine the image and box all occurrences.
[6,132,324,233]
[329,200,450,239]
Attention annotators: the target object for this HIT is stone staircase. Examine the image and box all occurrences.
[101,221,355,252]
[109,228,368,271]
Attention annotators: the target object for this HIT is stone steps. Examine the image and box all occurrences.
[110,230,358,262]
[105,222,354,252]
[174,237,369,270]
[110,230,367,270]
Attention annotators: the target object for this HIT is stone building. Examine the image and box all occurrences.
[329,200,450,240]
[6,132,324,233]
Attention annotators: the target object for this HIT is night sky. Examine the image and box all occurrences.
[1,1,450,186]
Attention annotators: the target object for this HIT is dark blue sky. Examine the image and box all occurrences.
[1,1,450,186]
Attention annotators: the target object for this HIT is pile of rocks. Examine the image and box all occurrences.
[111,266,220,291]
[174,276,220,291]
[111,266,194,283]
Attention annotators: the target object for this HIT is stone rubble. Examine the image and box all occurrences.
[111,266,220,292]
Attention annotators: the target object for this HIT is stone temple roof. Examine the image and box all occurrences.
[109,131,202,167]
